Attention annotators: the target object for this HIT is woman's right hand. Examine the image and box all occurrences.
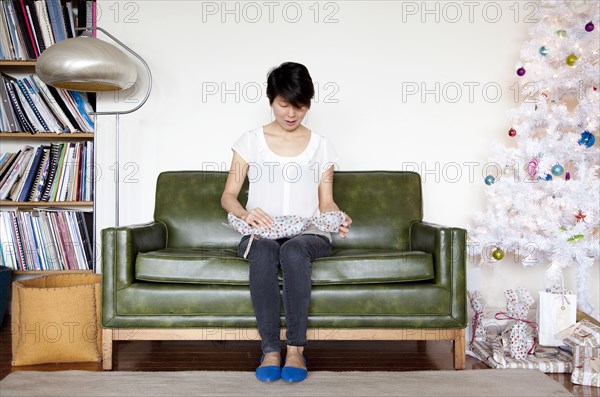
[242,208,273,229]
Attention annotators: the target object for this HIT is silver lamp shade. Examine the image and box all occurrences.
[36,32,137,92]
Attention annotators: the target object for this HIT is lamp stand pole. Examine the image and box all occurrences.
[80,26,152,272]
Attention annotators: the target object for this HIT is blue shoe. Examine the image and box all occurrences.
[281,356,308,383]
[255,354,281,382]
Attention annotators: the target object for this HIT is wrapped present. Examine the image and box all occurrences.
[558,320,600,387]
[481,316,511,338]
[495,288,537,359]
[500,320,536,355]
[227,211,346,258]
[471,338,573,373]
[468,290,487,345]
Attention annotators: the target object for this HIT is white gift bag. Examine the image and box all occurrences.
[537,285,577,346]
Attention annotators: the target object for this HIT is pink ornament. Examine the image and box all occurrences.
[528,158,539,179]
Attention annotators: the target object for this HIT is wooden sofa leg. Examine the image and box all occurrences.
[454,328,465,369]
[102,328,113,370]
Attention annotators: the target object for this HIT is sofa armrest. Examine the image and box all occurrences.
[410,221,467,327]
[101,221,167,326]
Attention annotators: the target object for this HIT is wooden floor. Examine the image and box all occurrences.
[0,317,593,396]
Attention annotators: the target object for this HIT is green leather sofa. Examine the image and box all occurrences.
[101,171,467,369]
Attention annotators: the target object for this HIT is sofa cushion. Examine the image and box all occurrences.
[153,171,422,250]
[135,248,434,285]
[114,282,450,320]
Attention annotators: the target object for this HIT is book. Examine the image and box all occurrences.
[46,0,66,43]
[75,210,93,268]
[53,210,73,268]
[0,74,18,131]
[65,210,85,268]
[14,0,37,58]
[34,0,55,50]
[77,0,86,32]
[6,145,36,201]
[28,144,50,201]
[2,73,35,132]
[58,141,75,201]
[17,143,43,201]
[0,211,18,268]
[70,141,82,201]
[0,6,14,59]
[24,0,45,55]
[18,210,39,269]
[51,86,94,132]
[49,141,67,201]
[80,141,93,201]
[0,145,34,200]
[23,75,62,132]
[10,211,26,270]
[38,210,59,269]
[68,90,94,131]
[15,77,49,131]
[2,0,25,59]
[0,151,20,182]
[40,142,62,201]
[29,210,48,269]
[31,74,77,132]
[64,1,75,38]
[11,78,43,131]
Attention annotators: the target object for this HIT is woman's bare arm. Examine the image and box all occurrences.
[318,165,352,238]
[221,151,273,228]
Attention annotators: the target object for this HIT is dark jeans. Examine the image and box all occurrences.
[237,233,332,354]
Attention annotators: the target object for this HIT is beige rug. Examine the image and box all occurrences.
[0,369,572,397]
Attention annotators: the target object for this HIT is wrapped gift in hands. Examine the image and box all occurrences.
[227,211,346,258]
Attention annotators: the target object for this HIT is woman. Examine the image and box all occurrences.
[221,62,352,383]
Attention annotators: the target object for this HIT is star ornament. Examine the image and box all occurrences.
[575,210,587,223]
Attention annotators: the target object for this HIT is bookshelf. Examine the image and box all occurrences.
[0,132,93,139]
[12,269,92,275]
[0,61,36,67]
[1,1,97,274]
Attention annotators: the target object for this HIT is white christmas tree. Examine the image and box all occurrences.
[470,0,600,318]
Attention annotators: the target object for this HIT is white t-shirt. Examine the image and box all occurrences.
[232,126,339,240]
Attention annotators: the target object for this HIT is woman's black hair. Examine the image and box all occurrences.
[266,62,314,109]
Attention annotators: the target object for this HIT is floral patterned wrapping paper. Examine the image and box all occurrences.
[499,322,536,360]
[496,288,536,360]
[227,211,346,258]
[227,210,346,238]
[468,290,487,345]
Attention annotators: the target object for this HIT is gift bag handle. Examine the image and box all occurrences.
[543,272,573,310]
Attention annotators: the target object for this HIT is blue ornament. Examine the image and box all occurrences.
[539,46,548,56]
[545,173,553,181]
[551,164,564,176]
[484,175,495,185]
[578,130,596,148]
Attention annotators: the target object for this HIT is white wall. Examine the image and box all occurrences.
[95,0,599,316]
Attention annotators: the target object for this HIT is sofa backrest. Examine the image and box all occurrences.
[154,171,423,250]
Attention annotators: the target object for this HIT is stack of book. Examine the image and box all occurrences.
[0,0,96,60]
[0,141,94,202]
[1,72,95,132]
[0,208,93,270]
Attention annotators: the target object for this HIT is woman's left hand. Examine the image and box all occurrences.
[339,213,352,239]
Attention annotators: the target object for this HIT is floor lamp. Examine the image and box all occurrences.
[36,27,153,272]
